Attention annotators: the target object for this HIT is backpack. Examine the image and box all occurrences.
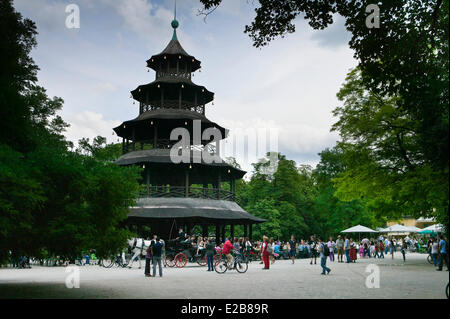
[266,243,273,254]
[322,243,330,257]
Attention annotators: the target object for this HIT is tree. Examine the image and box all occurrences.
[331,69,448,227]
[199,0,449,228]
[247,199,281,240]
[313,147,385,237]
[0,1,140,263]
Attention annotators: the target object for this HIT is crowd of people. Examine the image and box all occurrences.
[5,227,448,277]
[166,231,449,276]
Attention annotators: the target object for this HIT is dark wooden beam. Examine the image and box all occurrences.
[185,169,189,197]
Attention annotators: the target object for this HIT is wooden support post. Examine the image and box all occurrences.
[122,138,125,154]
[230,224,234,239]
[132,128,136,151]
[194,92,197,110]
[146,168,150,196]
[185,169,189,197]
[217,171,221,199]
[243,224,248,238]
[153,125,157,148]
[249,224,253,241]
[215,224,220,244]
[179,88,182,109]
[221,225,226,243]
[202,225,208,238]
[203,183,208,198]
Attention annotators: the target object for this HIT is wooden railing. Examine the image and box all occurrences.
[139,186,235,201]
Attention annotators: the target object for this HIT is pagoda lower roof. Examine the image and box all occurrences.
[128,197,265,223]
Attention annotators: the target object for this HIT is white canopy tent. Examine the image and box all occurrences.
[379,224,411,233]
[420,224,444,233]
[341,225,377,242]
[404,226,422,233]
[341,225,378,233]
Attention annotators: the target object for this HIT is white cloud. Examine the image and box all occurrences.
[101,0,176,45]
[64,111,121,145]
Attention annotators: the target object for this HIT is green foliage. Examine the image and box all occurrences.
[200,0,448,232]
[331,69,448,229]
[0,1,140,263]
[247,199,281,240]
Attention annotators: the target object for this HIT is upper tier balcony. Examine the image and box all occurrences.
[139,185,235,202]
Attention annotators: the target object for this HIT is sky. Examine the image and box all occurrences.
[13,0,357,173]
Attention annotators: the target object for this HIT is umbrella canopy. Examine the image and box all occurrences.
[341,225,377,233]
[379,224,411,233]
[418,229,435,235]
[404,226,422,233]
[418,224,443,234]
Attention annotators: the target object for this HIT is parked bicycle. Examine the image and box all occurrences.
[101,254,129,268]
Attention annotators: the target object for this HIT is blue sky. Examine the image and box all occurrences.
[14,0,356,173]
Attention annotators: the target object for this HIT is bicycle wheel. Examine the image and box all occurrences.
[101,258,114,268]
[427,254,433,264]
[215,258,228,274]
[235,259,248,273]
[213,254,221,266]
[175,253,188,268]
[165,254,175,267]
[270,255,275,264]
[197,255,207,266]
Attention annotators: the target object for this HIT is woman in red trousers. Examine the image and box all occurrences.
[261,236,270,269]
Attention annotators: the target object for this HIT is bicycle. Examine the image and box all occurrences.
[215,253,248,274]
[427,253,433,264]
[101,255,129,268]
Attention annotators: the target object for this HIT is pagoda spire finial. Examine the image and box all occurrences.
[171,0,179,40]
[174,0,177,20]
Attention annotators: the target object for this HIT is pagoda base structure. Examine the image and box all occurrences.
[126,197,264,242]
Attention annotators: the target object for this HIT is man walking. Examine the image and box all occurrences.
[152,236,163,277]
[318,238,331,275]
[336,235,344,263]
[437,236,448,271]
[288,235,298,264]
[344,236,351,263]
[310,235,318,265]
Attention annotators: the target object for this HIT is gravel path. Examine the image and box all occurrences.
[0,253,447,299]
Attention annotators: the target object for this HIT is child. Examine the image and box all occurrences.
[370,241,376,258]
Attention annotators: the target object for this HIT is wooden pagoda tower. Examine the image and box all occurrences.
[113,16,264,242]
